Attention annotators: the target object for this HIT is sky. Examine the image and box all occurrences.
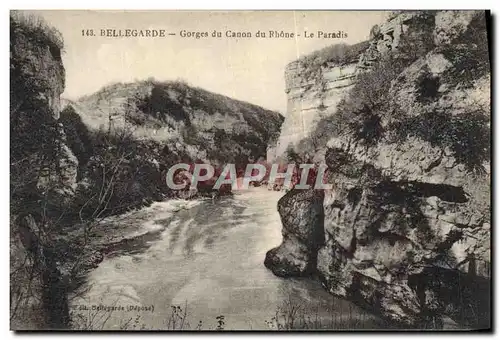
[29,10,389,112]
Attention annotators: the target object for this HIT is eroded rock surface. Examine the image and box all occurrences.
[272,11,431,159]
[264,189,324,276]
[266,10,490,329]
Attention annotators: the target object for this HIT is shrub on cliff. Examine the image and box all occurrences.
[310,11,489,174]
[439,12,490,88]
[331,18,437,146]
[297,53,401,152]
[74,127,165,219]
[286,145,302,164]
[298,41,370,85]
[394,12,436,62]
[10,11,64,50]
[305,45,419,150]
[388,107,490,174]
[60,105,94,175]
[299,41,370,70]
[319,55,402,146]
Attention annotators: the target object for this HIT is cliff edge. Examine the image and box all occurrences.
[265,10,490,329]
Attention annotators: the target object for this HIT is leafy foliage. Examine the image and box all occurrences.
[286,145,302,164]
[305,11,489,173]
[440,12,490,87]
[322,56,400,146]
[10,11,64,50]
[73,127,166,220]
[388,108,490,173]
[60,105,94,176]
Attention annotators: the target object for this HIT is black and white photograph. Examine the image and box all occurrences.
[9,9,491,331]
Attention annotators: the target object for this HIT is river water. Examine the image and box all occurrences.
[72,187,378,330]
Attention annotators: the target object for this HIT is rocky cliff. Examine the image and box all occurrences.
[274,58,357,157]
[10,11,76,329]
[71,80,283,165]
[10,11,78,205]
[273,12,430,159]
[266,10,490,329]
[273,47,360,158]
[63,80,283,202]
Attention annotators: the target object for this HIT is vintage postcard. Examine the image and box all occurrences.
[10,10,491,331]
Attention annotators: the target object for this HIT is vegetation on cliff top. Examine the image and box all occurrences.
[303,11,490,174]
[294,41,370,83]
[73,78,283,165]
[276,11,490,330]
[297,41,370,68]
[10,10,64,50]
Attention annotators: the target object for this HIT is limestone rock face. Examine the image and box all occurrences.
[10,15,65,118]
[274,59,358,158]
[272,11,429,160]
[317,146,490,326]
[10,13,78,329]
[266,10,490,329]
[35,123,79,201]
[264,189,324,277]
[433,11,479,46]
[327,136,470,187]
[10,12,78,200]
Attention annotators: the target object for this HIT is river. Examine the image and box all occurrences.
[72,187,379,330]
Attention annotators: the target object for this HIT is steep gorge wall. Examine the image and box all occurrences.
[10,12,77,329]
[10,12,78,202]
[72,79,284,167]
[273,12,421,159]
[273,61,357,157]
[266,10,490,329]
